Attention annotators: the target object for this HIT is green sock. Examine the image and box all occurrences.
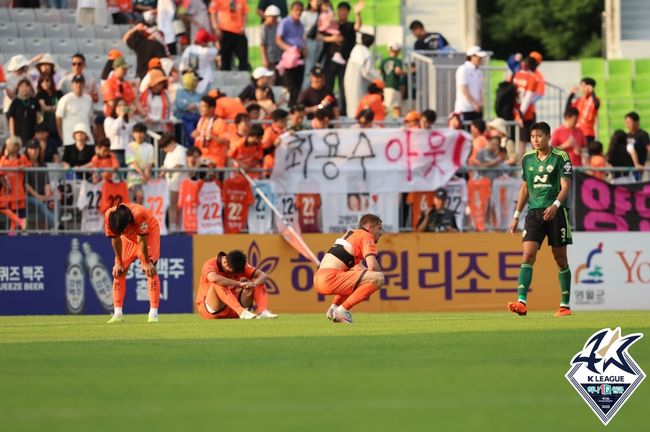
[517,264,533,303]
[559,267,571,307]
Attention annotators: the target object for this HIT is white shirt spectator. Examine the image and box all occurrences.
[344,44,381,117]
[55,92,94,145]
[157,0,177,45]
[104,116,135,152]
[163,144,187,192]
[454,61,483,113]
[59,71,100,100]
[179,44,218,94]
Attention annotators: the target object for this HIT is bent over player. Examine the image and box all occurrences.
[508,122,573,317]
[314,213,385,323]
[105,203,161,323]
[196,250,278,320]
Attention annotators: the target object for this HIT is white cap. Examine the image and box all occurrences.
[73,122,91,137]
[36,53,58,67]
[359,25,375,36]
[6,54,30,72]
[389,42,402,51]
[466,45,487,57]
[252,66,275,80]
[264,5,281,16]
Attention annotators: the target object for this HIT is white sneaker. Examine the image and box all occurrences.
[239,309,257,320]
[256,309,278,319]
[332,52,346,65]
[326,304,337,320]
[333,306,353,323]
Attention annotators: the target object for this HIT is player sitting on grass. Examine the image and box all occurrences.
[314,213,385,323]
[196,250,278,320]
[105,203,161,323]
[508,122,573,317]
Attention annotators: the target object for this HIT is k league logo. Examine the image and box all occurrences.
[566,328,645,425]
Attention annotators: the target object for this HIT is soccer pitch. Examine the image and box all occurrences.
[1,312,648,432]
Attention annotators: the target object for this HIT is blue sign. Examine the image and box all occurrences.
[0,235,194,315]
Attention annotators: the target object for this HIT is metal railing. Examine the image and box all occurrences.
[1,165,649,236]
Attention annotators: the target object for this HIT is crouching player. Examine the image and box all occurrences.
[196,250,278,320]
[314,213,385,323]
[105,203,161,323]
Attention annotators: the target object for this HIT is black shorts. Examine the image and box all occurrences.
[523,207,573,247]
[519,117,536,143]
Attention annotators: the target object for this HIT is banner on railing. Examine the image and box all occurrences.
[0,236,194,315]
[270,128,472,193]
[574,172,650,231]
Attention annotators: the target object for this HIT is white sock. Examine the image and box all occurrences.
[149,307,158,316]
[337,305,348,313]
[329,304,337,309]
[113,307,123,316]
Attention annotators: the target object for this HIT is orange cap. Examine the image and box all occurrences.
[107,49,123,61]
[372,79,385,90]
[529,51,543,65]
[148,57,162,70]
[404,111,421,123]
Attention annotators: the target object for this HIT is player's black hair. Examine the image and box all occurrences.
[625,111,640,123]
[271,109,289,122]
[108,204,133,235]
[132,122,148,133]
[530,121,551,136]
[421,109,437,124]
[588,140,603,156]
[409,20,424,31]
[361,33,375,48]
[357,108,374,123]
[359,213,382,228]
[338,2,351,11]
[290,104,305,113]
[564,107,579,118]
[246,103,261,114]
[249,124,265,138]
[581,77,596,87]
[524,56,538,72]
[226,250,247,274]
[471,119,486,133]
[201,95,216,108]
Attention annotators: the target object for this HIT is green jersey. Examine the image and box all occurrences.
[521,148,572,210]
[380,56,403,89]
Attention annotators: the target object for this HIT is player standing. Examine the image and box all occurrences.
[105,203,161,323]
[196,250,277,320]
[508,122,573,317]
[314,214,385,323]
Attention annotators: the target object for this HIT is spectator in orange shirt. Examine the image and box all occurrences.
[230,124,264,178]
[192,95,229,168]
[210,89,247,120]
[566,77,600,143]
[404,110,420,128]
[512,56,539,144]
[228,113,252,154]
[551,107,587,167]
[262,108,288,152]
[587,140,607,180]
[209,0,250,71]
[102,57,138,117]
[90,138,120,182]
[468,119,488,167]
[356,79,385,123]
[0,136,30,220]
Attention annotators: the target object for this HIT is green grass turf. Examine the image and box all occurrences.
[1,312,648,432]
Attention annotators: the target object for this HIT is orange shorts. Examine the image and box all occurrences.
[196,287,246,320]
[120,226,161,267]
[314,268,367,296]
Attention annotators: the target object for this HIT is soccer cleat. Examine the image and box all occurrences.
[332,307,353,324]
[507,301,528,316]
[239,310,257,320]
[326,305,337,321]
[106,315,125,324]
[256,309,278,319]
[554,307,572,317]
[147,315,160,323]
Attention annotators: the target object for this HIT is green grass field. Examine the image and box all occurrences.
[1,312,648,432]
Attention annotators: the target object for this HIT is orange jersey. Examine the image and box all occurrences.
[406,192,435,229]
[572,95,600,138]
[91,153,119,181]
[221,175,253,233]
[101,76,136,116]
[468,177,491,232]
[468,135,488,166]
[326,228,378,269]
[194,116,229,167]
[99,181,130,215]
[230,143,263,177]
[178,178,202,233]
[533,70,545,96]
[196,252,257,307]
[588,155,607,180]
[356,94,386,121]
[0,155,30,210]
[216,97,247,120]
[103,202,158,244]
[227,133,247,157]
[262,125,283,150]
[208,0,248,34]
[262,154,274,174]
[512,70,538,121]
